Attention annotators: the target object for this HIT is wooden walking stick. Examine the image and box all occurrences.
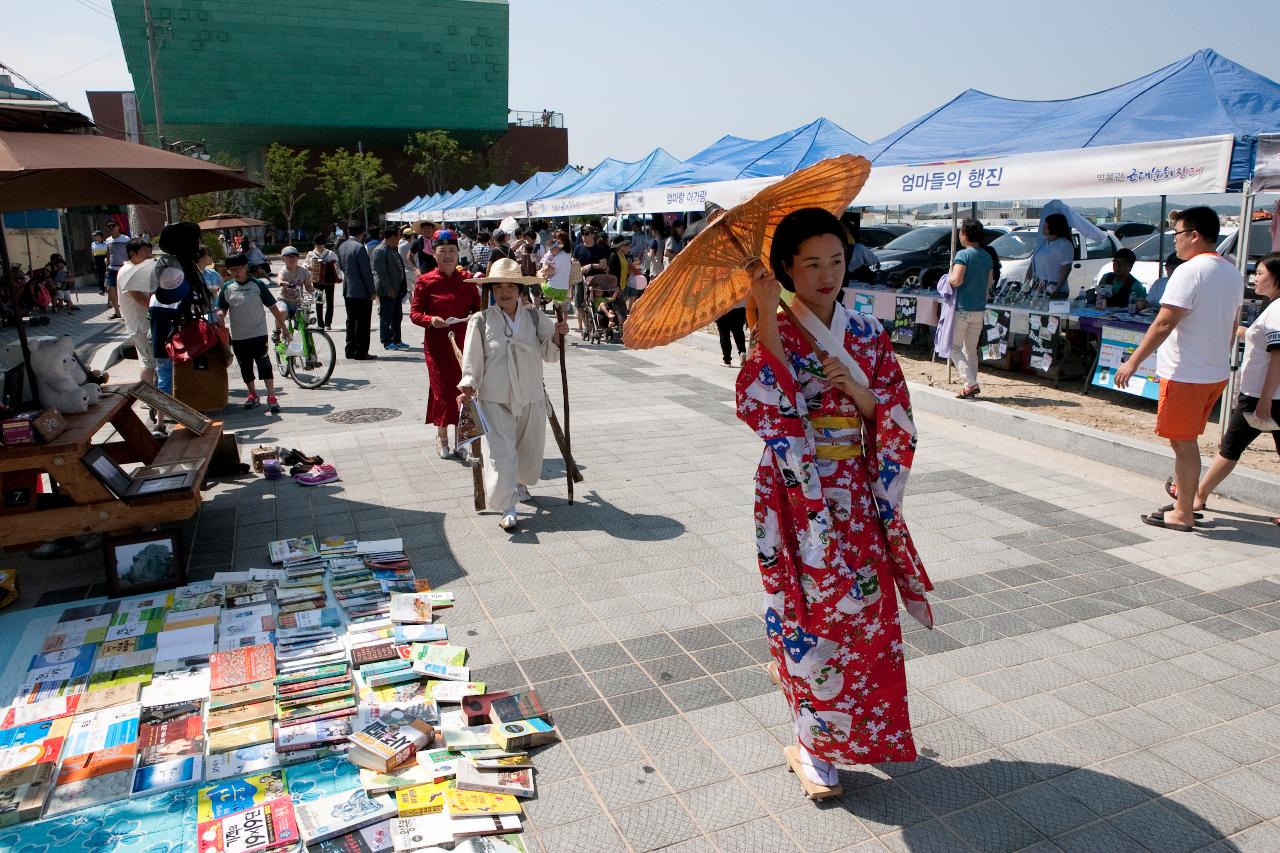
[448,331,485,512]
[552,303,577,503]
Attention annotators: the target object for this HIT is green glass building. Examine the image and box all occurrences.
[110,0,510,167]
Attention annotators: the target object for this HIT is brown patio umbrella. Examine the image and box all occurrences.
[623,155,871,350]
[0,128,259,399]
[198,214,268,230]
[0,130,257,211]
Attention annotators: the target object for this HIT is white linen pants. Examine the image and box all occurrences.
[478,397,547,513]
[950,309,985,387]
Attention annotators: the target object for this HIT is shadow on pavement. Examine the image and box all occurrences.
[508,488,685,545]
[832,757,1243,851]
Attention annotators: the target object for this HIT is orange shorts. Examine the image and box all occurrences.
[1156,378,1227,441]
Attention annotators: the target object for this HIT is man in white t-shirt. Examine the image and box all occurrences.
[115,237,157,384]
[1116,206,1243,531]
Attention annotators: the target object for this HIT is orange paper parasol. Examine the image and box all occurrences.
[623,154,871,350]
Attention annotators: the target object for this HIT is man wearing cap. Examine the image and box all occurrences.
[372,226,409,351]
[337,222,377,360]
[398,227,418,285]
[411,221,439,276]
[459,258,570,531]
[89,229,109,294]
[104,220,130,319]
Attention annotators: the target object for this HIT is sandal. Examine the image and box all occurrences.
[956,385,981,399]
[1160,503,1204,520]
[1142,510,1195,532]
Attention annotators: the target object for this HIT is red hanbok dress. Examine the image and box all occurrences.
[735,301,933,766]
[410,266,481,426]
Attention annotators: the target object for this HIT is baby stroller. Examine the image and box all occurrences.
[585,274,624,344]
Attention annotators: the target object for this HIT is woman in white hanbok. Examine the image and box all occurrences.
[459,258,570,530]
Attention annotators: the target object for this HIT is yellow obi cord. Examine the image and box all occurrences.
[810,415,863,459]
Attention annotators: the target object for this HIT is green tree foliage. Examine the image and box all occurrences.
[179,152,256,225]
[404,130,472,195]
[316,147,396,226]
[259,143,310,242]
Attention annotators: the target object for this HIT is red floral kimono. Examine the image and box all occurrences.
[735,301,933,765]
[410,266,481,426]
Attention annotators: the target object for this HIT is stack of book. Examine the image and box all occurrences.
[207,644,276,759]
[196,769,297,853]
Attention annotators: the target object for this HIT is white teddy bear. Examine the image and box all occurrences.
[27,335,102,414]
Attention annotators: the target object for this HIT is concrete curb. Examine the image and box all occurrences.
[673,331,1280,514]
[908,382,1280,514]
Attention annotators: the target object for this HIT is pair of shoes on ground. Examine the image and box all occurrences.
[436,439,453,460]
[244,394,281,414]
[383,342,410,351]
[351,353,379,361]
[294,463,339,486]
[956,385,981,399]
[499,508,518,531]
[278,447,324,468]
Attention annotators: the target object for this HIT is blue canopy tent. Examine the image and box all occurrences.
[447,181,519,222]
[478,166,582,220]
[425,186,481,221]
[617,119,867,213]
[385,195,422,222]
[438,185,497,222]
[855,49,1280,206]
[528,148,681,217]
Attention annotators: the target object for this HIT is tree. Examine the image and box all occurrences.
[316,147,396,227]
[259,143,310,242]
[179,152,255,224]
[404,130,472,195]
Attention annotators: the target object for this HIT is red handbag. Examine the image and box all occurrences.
[166,317,221,363]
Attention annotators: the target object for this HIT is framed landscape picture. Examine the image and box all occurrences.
[127,382,213,435]
[104,530,187,597]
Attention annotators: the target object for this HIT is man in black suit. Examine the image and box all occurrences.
[371,226,408,351]
[337,222,377,360]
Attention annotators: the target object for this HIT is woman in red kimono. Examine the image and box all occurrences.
[735,208,933,791]
[410,229,482,458]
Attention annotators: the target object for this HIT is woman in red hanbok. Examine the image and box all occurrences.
[409,229,482,457]
[735,208,933,790]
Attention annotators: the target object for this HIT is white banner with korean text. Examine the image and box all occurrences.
[616,135,1233,214]
[527,191,617,218]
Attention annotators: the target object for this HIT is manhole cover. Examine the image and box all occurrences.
[324,407,401,425]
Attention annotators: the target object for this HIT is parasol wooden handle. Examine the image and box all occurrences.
[447,331,464,365]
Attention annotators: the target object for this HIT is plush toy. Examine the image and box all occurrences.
[27,335,102,414]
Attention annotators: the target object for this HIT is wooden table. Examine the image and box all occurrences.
[0,384,222,549]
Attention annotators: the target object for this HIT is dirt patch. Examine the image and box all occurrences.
[898,349,1280,478]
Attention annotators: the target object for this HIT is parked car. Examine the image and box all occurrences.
[1093,220,1273,290]
[991,228,1124,299]
[872,225,1007,289]
[858,223,913,249]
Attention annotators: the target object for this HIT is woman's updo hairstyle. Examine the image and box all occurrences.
[768,207,850,292]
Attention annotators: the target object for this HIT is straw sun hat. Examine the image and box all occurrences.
[472,257,544,286]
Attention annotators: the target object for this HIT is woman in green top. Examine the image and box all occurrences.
[949,219,995,399]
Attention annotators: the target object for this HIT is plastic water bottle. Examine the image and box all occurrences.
[1127,291,1138,314]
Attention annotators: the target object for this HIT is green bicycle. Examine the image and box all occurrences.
[274,292,336,389]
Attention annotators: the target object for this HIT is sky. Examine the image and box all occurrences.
[4,0,1279,204]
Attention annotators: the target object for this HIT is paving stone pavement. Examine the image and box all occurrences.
[10,299,1280,852]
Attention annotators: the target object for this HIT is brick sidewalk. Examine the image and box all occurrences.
[6,305,1280,852]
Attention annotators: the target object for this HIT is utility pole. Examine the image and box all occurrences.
[358,141,369,232]
[143,0,175,224]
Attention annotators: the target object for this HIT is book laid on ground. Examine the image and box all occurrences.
[207,720,274,754]
[463,752,532,770]
[443,790,521,818]
[207,699,276,732]
[209,681,276,711]
[491,719,556,752]
[428,682,486,704]
[393,780,454,817]
[412,663,469,682]
[206,743,281,781]
[0,763,55,826]
[388,594,433,625]
[275,718,354,753]
[359,759,440,796]
[43,768,131,817]
[451,835,528,853]
[305,819,392,853]
[131,754,201,796]
[455,762,534,798]
[412,643,467,668]
[389,813,452,852]
[347,720,435,773]
[197,770,288,822]
[210,644,276,690]
[391,625,447,644]
[295,789,397,845]
[448,813,522,839]
[269,536,320,565]
[196,795,300,853]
